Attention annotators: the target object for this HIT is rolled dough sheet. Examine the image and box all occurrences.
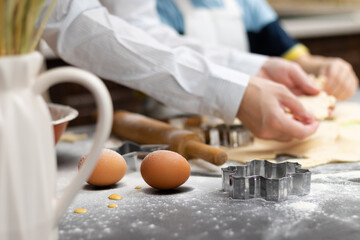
[332,101,360,123]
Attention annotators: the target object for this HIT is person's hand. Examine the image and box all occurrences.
[257,57,320,96]
[318,58,358,100]
[295,55,358,100]
[237,77,319,141]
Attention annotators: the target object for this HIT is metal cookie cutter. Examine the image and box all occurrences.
[112,141,168,171]
[203,124,253,148]
[221,160,311,201]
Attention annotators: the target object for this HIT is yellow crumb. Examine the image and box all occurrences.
[74,208,88,214]
[108,194,122,200]
[108,203,118,208]
[135,186,142,189]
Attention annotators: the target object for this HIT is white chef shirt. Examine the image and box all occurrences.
[43,0,267,123]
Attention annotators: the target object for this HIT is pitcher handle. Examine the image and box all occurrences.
[34,67,113,227]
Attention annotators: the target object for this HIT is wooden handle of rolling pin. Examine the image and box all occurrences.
[184,140,227,166]
[112,110,227,166]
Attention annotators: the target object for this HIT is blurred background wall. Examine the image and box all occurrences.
[268,0,360,79]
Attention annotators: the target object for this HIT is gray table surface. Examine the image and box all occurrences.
[57,95,360,240]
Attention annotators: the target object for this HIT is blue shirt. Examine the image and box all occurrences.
[156,0,298,56]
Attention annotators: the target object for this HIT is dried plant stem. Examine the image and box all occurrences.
[5,0,16,55]
[21,0,39,54]
[0,0,6,55]
[0,0,57,56]
[14,0,25,53]
[30,0,59,52]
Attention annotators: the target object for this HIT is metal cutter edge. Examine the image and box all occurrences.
[221,160,311,201]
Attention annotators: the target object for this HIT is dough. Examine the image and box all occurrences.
[332,101,360,123]
[298,92,336,120]
[311,75,326,89]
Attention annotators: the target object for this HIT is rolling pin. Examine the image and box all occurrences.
[112,110,227,166]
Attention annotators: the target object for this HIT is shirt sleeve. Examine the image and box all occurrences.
[247,20,299,57]
[43,0,252,123]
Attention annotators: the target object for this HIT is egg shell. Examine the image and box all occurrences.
[140,150,191,190]
[78,148,127,187]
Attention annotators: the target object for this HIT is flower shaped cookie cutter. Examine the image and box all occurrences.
[221,160,311,201]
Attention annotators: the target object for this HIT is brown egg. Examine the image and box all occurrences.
[78,148,127,187]
[140,150,191,190]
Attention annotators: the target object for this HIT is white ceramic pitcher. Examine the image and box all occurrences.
[0,52,113,239]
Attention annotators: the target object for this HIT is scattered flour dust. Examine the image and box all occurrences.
[312,170,360,182]
[264,167,360,240]
[286,201,318,212]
